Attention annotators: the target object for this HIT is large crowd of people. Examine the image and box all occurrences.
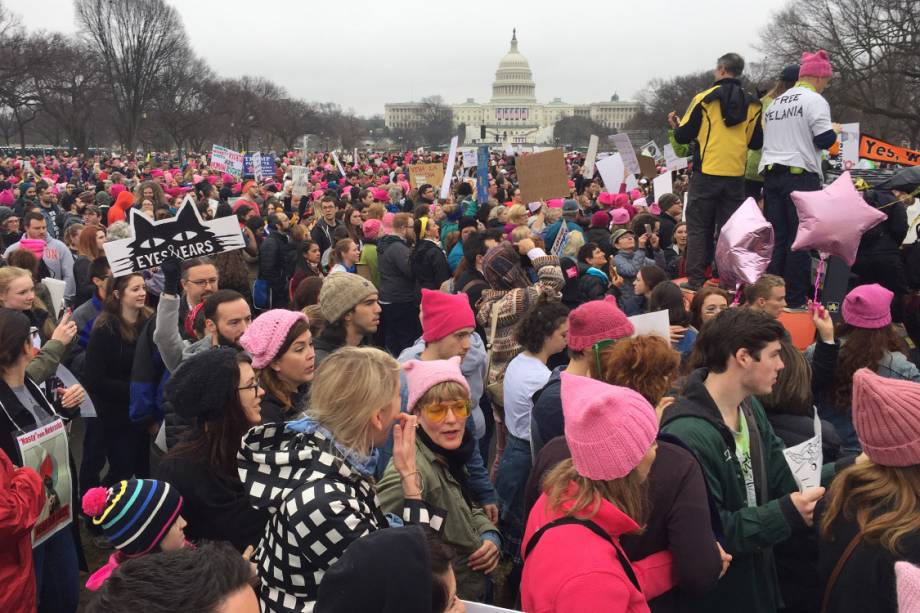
[1,47,920,613]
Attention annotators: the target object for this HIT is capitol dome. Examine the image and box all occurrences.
[491,29,537,103]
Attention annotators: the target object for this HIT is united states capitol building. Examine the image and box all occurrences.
[384,30,641,145]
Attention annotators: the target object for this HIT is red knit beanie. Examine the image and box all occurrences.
[420,289,475,343]
[567,295,634,351]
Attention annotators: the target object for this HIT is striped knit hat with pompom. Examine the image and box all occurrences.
[81,479,183,555]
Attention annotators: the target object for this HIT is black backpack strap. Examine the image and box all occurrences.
[523,516,641,593]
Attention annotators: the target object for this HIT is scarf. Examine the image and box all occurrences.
[285,416,380,478]
[416,426,476,506]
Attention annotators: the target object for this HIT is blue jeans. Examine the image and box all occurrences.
[34,528,79,613]
[495,434,532,560]
[764,169,820,307]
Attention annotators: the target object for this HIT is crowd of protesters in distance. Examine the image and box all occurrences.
[2,47,920,613]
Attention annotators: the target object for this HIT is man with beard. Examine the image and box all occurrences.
[177,257,219,339]
[313,273,381,369]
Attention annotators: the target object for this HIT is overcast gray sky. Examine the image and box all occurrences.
[8,0,787,116]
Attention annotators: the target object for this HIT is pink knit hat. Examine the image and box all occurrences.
[799,50,833,79]
[420,288,475,343]
[590,211,610,228]
[842,283,892,329]
[896,562,920,613]
[560,372,658,480]
[239,309,308,369]
[610,208,630,225]
[852,368,920,467]
[403,357,470,412]
[19,238,45,258]
[567,295,634,351]
[546,199,564,208]
[597,192,615,207]
[362,219,382,240]
[372,188,389,202]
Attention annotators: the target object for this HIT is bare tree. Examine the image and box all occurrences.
[418,95,454,148]
[759,0,920,144]
[149,57,216,155]
[263,98,317,151]
[75,0,191,150]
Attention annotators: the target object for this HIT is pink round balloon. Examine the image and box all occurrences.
[790,171,887,266]
[715,197,775,287]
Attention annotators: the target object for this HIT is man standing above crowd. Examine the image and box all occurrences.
[760,50,836,310]
[670,52,763,291]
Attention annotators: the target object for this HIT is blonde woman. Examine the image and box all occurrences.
[0,266,77,382]
[239,346,446,613]
[818,369,920,613]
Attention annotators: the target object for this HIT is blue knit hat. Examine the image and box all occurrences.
[82,479,183,555]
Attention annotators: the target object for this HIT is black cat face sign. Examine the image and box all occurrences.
[103,195,246,277]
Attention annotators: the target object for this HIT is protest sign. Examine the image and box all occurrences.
[663,144,688,171]
[41,278,66,318]
[243,153,276,179]
[104,196,246,277]
[441,136,459,199]
[332,151,346,177]
[596,152,625,191]
[408,163,445,190]
[641,140,662,160]
[462,149,478,169]
[290,166,310,204]
[515,148,569,205]
[210,145,244,178]
[859,134,920,166]
[583,135,599,179]
[839,123,859,169]
[783,411,823,491]
[628,309,670,340]
[476,146,490,204]
[638,154,658,179]
[14,418,72,546]
[251,152,263,181]
[652,171,673,204]
[612,133,640,174]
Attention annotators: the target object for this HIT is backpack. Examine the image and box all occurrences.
[558,256,582,309]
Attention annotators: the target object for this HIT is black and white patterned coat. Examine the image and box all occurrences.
[238,422,445,613]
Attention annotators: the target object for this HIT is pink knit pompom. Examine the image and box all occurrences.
[82,486,110,518]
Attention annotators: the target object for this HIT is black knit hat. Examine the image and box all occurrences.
[165,348,241,423]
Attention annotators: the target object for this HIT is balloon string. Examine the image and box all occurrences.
[813,257,827,305]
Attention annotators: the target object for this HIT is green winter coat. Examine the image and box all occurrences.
[377,436,499,601]
[660,369,848,613]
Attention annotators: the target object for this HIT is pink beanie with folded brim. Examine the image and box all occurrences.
[402,357,469,413]
[799,50,833,79]
[362,219,382,240]
[560,372,658,480]
[239,309,308,369]
[852,368,920,467]
[896,562,920,613]
[842,283,892,329]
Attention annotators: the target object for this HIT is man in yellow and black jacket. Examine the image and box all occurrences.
[671,52,763,290]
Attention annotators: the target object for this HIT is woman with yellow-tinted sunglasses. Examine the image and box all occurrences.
[377,357,501,602]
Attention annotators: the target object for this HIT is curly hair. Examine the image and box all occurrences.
[597,335,680,404]
[831,323,907,410]
[515,299,569,354]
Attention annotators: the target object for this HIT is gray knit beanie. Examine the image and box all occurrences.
[319,273,377,323]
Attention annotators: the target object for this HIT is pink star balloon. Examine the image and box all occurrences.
[715,197,775,288]
[790,171,887,266]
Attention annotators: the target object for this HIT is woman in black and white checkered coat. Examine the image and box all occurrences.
[238,346,446,613]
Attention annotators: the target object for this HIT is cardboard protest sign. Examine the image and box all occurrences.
[408,163,445,190]
[612,133,640,174]
[251,152,263,182]
[210,145,244,178]
[462,149,478,169]
[839,123,859,168]
[583,135,599,180]
[441,136,459,199]
[663,144,688,171]
[859,134,920,166]
[638,154,658,179]
[515,148,569,205]
[103,196,246,277]
[243,153,276,179]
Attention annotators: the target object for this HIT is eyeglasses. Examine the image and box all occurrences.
[592,339,617,376]
[187,277,219,288]
[420,400,470,422]
[238,378,261,393]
